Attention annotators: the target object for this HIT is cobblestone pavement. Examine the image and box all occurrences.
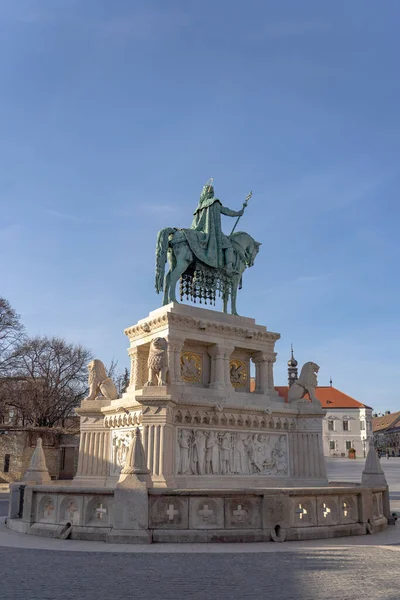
[1,545,399,600]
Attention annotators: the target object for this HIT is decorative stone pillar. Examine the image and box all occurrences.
[208,344,234,390]
[128,347,147,391]
[267,354,277,393]
[252,352,269,394]
[74,399,110,483]
[166,338,184,385]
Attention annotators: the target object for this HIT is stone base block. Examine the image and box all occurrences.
[152,529,271,543]
[6,518,29,534]
[106,529,152,544]
[286,522,364,541]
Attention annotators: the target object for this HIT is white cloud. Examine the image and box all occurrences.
[44,209,82,222]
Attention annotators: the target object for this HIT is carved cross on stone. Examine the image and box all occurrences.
[342,502,348,518]
[322,503,331,519]
[95,503,107,520]
[166,504,179,521]
[233,504,247,523]
[198,504,214,521]
[66,502,77,518]
[296,504,308,520]
[44,502,54,518]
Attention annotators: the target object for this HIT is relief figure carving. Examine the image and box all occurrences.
[176,428,288,476]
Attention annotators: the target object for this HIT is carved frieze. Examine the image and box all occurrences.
[177,428,288,476]
[174,408,295,432]
[124,312,280,345]
[104,411,142,429]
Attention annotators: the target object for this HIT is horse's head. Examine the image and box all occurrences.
[232,232,261,268]
[246,239,261,267]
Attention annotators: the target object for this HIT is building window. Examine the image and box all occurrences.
[328,420,334,431]
[343,420,349,431]
[3,454,10,473]
[345,441,352,450]
[360,421,365,430]
[329,441,336,450]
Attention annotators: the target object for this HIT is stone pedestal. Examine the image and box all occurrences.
[82,303,328,489]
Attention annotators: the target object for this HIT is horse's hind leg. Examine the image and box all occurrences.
[163,270,171,305]
[163,249,176,305]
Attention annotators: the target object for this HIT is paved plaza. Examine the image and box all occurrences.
[1,545,400,600]
[1,458,400,600]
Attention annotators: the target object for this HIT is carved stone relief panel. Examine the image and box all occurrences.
[339,495,358,524]
[84,496,112,526]
[37,494,57,523]
[224,497,262,529]
[373,492,383,519]
[229,359,248,389]
[176,428,288,477]
[180,351,202,384]
[149,496,189,529]
[110,429,133,475]
[291,497,317,527]
[59,495,83,525]
[316,495,339,526]
[189,497,224,529]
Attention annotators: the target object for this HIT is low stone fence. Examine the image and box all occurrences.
[6,483,388,543]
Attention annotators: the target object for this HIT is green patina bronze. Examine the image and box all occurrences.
[155,181,260,315]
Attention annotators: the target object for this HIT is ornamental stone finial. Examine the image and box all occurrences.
[22,437,51,484]
[119,428,152,487]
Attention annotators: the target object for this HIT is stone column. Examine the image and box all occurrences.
[208,344,234,390]
[167,338,184,385]
[140,403,176,487]
[267,354,277,392]
[128,347,147,391]
[252,352,269,394]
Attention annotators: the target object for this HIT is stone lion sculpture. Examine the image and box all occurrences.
[85,359,119,401]
[287,361,320,405]
[145,337,168,386]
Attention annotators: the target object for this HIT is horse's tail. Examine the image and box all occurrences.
[155,227,175,293]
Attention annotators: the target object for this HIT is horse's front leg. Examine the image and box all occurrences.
[169,248,192,303]
[231,275,239,316]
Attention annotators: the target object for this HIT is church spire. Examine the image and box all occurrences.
[288,344,298,387]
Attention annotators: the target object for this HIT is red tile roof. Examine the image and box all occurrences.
[372,411,400,433]
[275,385,371,409]
[249,379,371,409]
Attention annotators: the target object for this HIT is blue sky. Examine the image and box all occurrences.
[1,1,399,412]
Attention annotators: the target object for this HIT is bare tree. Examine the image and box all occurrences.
[116,367,130,395]
[5,336,92,427]
[0,297,25,377]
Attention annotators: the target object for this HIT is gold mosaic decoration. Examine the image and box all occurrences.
[180,351,202,383]
[230,359,248,388]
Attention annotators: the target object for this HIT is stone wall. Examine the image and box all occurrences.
[0,427,79,483]
[7,483,389,544]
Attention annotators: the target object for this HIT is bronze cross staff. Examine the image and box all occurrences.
[230,191,252,235]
